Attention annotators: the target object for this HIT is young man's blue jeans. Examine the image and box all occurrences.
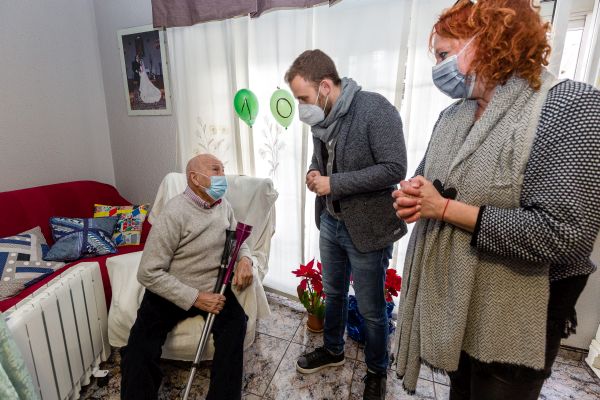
[319,211,393,374]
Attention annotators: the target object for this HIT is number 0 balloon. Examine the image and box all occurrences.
[270,89,295,129]
[233,89,259,127]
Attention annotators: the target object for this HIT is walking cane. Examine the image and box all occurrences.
[182,222,253,400]
[214,230,236,292]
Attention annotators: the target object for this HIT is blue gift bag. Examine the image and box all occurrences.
[346,294,395,344]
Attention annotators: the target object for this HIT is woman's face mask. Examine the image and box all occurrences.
[298,82,329,126]
[432,36,477,99]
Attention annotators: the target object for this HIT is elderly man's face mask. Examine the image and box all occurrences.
[192,162,227,201]
[194,172,228,201]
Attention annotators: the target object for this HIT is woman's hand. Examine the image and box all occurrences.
[405,176,447,221]
[395,176,480,231]
[392,180,423,223]
[393,176,447,223]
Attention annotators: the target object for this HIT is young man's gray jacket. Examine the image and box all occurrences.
[309,90,407,253]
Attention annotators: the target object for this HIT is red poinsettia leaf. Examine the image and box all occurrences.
[313,280,323,294]
[384,268,402,292]
[306,258,314,269]
[299,279,308,292]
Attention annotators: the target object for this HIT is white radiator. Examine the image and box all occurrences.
[4,262,110,400]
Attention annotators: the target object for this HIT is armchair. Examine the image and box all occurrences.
[107,173,277,360]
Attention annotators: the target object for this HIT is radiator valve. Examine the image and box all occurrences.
[93,369,110,387]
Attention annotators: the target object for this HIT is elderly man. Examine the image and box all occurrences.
[120,154,253,400]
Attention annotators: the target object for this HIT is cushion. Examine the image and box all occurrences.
[0,228,65,301]
[94,204,149,246]
[44,217,118,262]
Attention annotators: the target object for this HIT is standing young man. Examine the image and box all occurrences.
[286,50,407,400]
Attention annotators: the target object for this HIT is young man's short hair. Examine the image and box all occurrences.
[285,49,341,87]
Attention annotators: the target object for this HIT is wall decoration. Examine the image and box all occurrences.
[117,25,172,116]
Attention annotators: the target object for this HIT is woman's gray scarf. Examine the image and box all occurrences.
[311,77,361,142]
[395,72,559,393]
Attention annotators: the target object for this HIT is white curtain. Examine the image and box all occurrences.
[167,0,455,296]
[394,0,455,269]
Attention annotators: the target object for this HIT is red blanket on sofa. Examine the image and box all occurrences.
[0,180,150,312]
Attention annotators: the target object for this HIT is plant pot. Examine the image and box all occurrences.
[306,313,324,333]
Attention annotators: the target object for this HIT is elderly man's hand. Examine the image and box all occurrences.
[232,256,253,290]
[194,292,226,314]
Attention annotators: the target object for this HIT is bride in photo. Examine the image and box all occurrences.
[138,56,162,104]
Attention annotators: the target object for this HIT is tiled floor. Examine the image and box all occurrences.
[81,292,600,399]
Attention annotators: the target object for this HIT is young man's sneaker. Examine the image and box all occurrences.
[296,346,345,374]
[363,370,387,400]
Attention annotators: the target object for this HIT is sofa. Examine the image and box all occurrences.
[0,180,151,312]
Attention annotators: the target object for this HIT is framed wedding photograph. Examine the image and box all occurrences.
[117,25,172,116]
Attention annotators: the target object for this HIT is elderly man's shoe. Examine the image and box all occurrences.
[296,346,345,374]
[363,370,386,400]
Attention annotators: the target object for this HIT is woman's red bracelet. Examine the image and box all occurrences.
[442,198,450,222]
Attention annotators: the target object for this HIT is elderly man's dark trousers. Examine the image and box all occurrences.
[120,287,247,400]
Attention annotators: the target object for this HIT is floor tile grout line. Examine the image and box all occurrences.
[255,311,303,398]
[261,337,294,398]
[255,329,297,342]
[348,359,358,400]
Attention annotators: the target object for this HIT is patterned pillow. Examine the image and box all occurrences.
[44,217,118,262]
[0,229,65,301]
[93,204,149,246]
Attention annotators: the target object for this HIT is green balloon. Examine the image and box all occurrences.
[270,88,295,129]
[233,89,259,127]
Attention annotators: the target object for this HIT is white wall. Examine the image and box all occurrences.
[0,0,115,191]
[92,0,178,205]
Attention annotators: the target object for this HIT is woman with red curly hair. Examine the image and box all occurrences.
[393,0,600,398]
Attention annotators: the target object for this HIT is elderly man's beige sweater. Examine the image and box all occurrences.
[137,194,251,310]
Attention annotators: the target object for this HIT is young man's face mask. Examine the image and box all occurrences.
[298,82,329,126]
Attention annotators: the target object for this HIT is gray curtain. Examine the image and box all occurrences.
[152,0,338,28]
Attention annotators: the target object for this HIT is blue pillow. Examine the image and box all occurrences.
[44,217,119,262]
[0,229,65,301]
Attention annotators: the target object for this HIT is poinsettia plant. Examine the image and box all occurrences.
[292,259,325,319]
[384,268,402,302]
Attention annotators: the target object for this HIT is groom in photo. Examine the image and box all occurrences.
[131,55,140,85]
